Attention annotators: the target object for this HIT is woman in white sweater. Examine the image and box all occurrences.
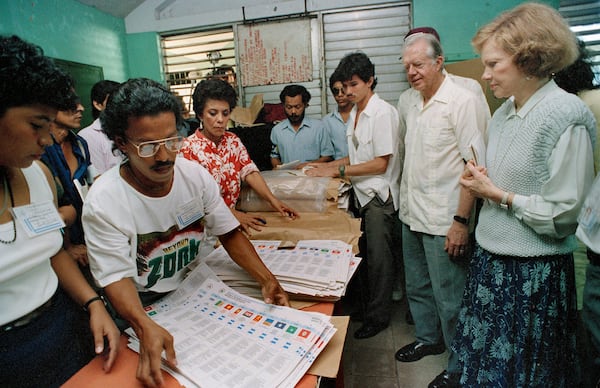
[453,4,596,387]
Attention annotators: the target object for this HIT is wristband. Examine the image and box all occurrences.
[82,295,105,312]
[339,164,346,178]
[500,191,510,210]
[453,215,469,225]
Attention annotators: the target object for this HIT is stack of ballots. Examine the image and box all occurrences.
[203,240,361,301]
[126,263,336,388]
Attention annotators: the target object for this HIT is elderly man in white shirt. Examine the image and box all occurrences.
[394,31,488,388]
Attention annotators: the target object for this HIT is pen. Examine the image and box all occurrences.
[470,145,478,165]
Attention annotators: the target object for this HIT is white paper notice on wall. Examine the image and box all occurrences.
[237,19,312,87]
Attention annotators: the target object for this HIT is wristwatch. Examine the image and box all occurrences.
[453,215,469,225]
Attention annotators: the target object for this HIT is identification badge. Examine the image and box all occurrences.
[11,200,66,238]
[175,197,204,230]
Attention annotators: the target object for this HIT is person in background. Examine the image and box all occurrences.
[454,3,596,386]
[42,96,98,267]
[394,31,488,388]
[82,78,289,388]
[322,69,353,160]
[555,39,600,388]
[270,84,334,169]
[306,52,402,340]
[0,34,119,388]
[79,80,122,174]
[180,78,298,237]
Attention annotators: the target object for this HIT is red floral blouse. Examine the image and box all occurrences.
[180,130,259,208]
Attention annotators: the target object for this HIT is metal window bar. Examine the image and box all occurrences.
[559,0,600,85]
[161,28,237,116]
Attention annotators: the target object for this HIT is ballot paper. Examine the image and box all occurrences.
[126,263,336,388]
[204,240,361,301]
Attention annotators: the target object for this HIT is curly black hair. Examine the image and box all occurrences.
[279,84,311,104]
[192,78,237,118]
[554,40,598,94]
[0,35,77,117]
[100,78,183,141]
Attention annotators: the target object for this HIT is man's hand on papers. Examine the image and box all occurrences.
[260,276,290,307]
[135,319,177,388]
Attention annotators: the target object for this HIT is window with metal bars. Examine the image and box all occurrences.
[559,0,600,85]
[161,28,236,118]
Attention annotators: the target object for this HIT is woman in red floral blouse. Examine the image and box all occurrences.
[180,79,298,234]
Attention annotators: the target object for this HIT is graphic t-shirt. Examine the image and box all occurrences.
[83,158,239,293]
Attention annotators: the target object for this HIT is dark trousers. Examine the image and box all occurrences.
[355,194,401,326]
[0,288,94,388]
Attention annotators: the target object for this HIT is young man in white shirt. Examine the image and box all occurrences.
[307,52,402,340]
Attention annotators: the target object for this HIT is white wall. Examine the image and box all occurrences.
[125,0,404,33]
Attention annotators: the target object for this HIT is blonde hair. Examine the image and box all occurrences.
[472,2,578,78]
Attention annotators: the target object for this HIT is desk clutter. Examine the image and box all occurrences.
[126,263,336,388]
[204,240,361,301]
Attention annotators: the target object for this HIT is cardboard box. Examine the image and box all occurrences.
[446,58,505,114]
[231,93,264,126]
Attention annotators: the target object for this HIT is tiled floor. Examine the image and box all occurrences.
[328,299,448,388]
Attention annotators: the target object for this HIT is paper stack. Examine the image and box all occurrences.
[126,263,336,388]
[204,240,361,301]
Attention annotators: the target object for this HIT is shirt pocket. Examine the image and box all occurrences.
[423,119,455,153]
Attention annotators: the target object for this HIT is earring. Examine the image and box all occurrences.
[525,76,531,80]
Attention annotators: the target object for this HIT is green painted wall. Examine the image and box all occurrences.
[0,0,130,127]
[126,32,163,82]
[413,0,560,63]
[0,0,129,80]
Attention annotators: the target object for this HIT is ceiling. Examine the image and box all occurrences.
[75,0,145,18]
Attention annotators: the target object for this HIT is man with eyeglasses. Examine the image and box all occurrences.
[82,78,290,388]
[322,69,353,160]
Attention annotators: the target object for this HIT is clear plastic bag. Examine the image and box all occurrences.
[236,171,330,213]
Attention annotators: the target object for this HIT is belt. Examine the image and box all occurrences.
[1,297,53,332]
[588,249,600,267]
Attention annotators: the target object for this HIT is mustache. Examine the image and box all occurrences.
[151,161,174,170]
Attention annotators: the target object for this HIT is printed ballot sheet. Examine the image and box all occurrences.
[204,240,361,301]
[126,263,336,388]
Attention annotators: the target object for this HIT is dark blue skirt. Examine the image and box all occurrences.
[452,244,577,387]
[0,288,95,388]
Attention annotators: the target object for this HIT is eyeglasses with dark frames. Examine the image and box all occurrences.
[331,87,345,96]
[127,136,184,158]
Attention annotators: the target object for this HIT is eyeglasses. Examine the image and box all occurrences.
[127,136,184,157]
[332,87,345,96]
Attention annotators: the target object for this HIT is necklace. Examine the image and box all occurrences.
[0,174,17,244]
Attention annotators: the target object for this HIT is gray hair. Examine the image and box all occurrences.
[403,33,444,62]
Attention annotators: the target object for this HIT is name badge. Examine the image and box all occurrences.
[175,197,204,230]
[11,200,66,238]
